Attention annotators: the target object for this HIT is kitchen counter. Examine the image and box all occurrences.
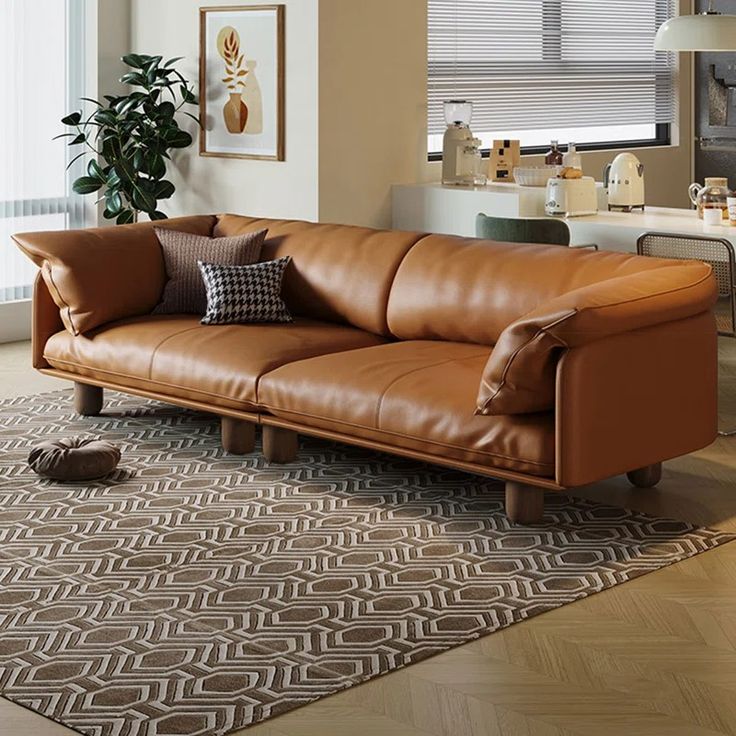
[392,182,735,254]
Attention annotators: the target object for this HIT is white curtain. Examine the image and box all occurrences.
[0,0,87,304]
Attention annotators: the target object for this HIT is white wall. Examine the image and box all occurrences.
[130,0,693,225]
[130,0,319,221]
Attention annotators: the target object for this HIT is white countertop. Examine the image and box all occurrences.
[392,182,736,252]
[565,205,734,235]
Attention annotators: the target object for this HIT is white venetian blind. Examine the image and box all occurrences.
[0,0,87,304]
[428,0,677,137]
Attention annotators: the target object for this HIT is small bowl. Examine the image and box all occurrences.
[513,165,562,187]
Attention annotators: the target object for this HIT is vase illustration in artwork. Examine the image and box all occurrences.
[217,25,249,134]
[243,60,263,134]
[223,92,248,133]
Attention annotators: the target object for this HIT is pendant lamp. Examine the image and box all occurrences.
[655,1,736,51]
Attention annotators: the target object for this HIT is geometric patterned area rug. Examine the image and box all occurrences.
[0,390,733,736]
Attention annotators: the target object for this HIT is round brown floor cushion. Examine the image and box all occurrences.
[28,437,121,481]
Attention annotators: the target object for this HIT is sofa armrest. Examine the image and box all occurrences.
[13,215,216,336]
[476,261,717,416]
[32,272,63,370]
[554,311,718,487]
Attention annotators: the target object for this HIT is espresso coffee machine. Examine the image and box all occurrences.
[442,100,481,186]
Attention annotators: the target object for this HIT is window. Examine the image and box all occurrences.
[0,0,88,304]
[428,0,676,157]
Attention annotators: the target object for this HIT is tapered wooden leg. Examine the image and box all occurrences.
[626,462,662,488]
[505,482,545,525]
[221,417,256,455]
[73,382,103,416]
[263,425,298,463]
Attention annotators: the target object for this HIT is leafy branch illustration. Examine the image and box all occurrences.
[221,31,247,91]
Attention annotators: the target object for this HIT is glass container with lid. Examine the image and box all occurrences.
[444,100,473,127]
[689,177,732,220]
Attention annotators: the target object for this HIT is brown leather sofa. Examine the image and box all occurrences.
[14,214,719,524]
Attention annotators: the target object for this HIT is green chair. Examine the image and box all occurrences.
[475,213,598,250]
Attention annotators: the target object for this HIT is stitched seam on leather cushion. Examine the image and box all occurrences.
[262,403,552,468]
[479,310,575,413]
[375,351,490,428]
[146,326,208,380]
[564,268,714,313]
[43,356,257,404]
[43,262,77,336]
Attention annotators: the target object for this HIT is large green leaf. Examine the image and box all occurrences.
[154,180,175,200]
[72,176,103,195]
[165,129,193,148]
[106,166,122,188]
[116,209,136,225]
[149,210,168,221]
[157,101,176,120]
[87,159,104,180]
[131,186,157,213]
[105,190,124,215]
[61,111,82,126]
[122,53,146,69]
[94,109,119,127]
[148,154,166,179]
[121,72,147,87]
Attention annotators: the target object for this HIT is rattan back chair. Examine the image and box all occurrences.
[637,231,736,436]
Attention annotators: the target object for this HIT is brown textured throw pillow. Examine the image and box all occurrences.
[153,228,267,315]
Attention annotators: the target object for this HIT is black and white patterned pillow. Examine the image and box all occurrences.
[198,257,293,325]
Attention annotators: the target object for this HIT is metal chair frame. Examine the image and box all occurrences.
[637,231,736,437]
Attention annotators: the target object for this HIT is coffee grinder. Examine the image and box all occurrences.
[442,100,481,186]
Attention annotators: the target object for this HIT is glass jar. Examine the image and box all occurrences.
[689,177,732,220]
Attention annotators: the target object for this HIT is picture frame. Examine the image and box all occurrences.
[199,5,285,160]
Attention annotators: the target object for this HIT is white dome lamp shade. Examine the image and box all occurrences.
[655,1,736,51]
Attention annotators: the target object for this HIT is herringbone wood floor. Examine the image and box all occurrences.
[2,339,735,736]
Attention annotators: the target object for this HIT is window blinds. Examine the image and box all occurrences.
[428,0,677,136]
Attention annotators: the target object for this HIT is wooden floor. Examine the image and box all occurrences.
[2,339,736,736]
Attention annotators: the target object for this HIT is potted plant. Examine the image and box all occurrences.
[57,53,199,223]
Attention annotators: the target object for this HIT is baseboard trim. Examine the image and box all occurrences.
[0,299,31,344]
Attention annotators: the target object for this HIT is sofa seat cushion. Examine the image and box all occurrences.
[258,341,555,477]
[44,315,386,412]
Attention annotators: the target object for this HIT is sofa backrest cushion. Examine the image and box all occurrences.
[215,214,425,336]
[13,216,216,335]
[386,234,677,345]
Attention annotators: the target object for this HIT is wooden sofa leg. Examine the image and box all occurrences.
[263,426,298,464]
[626,463,662,489]
[74,382,103,416]
[505,482,545,525]
[221,417,256,455]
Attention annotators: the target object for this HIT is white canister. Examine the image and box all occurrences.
[703,207,724,226]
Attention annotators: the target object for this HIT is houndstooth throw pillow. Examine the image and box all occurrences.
[198,257,293,325]
[153,228,267,315]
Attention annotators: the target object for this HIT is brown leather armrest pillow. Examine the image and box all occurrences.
[12,216,216,335]
[476,262,717,416]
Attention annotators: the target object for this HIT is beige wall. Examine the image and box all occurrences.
[126,0,694,226]
[318,0,427,227]
[130,0,319,221]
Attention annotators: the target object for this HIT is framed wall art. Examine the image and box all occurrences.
[199,5,285,160]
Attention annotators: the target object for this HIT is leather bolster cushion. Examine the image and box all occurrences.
[476,261,717,416]
[12,216,216,336]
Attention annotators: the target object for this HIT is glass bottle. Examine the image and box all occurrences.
[545,140,563,166]
[562,142,582,171]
